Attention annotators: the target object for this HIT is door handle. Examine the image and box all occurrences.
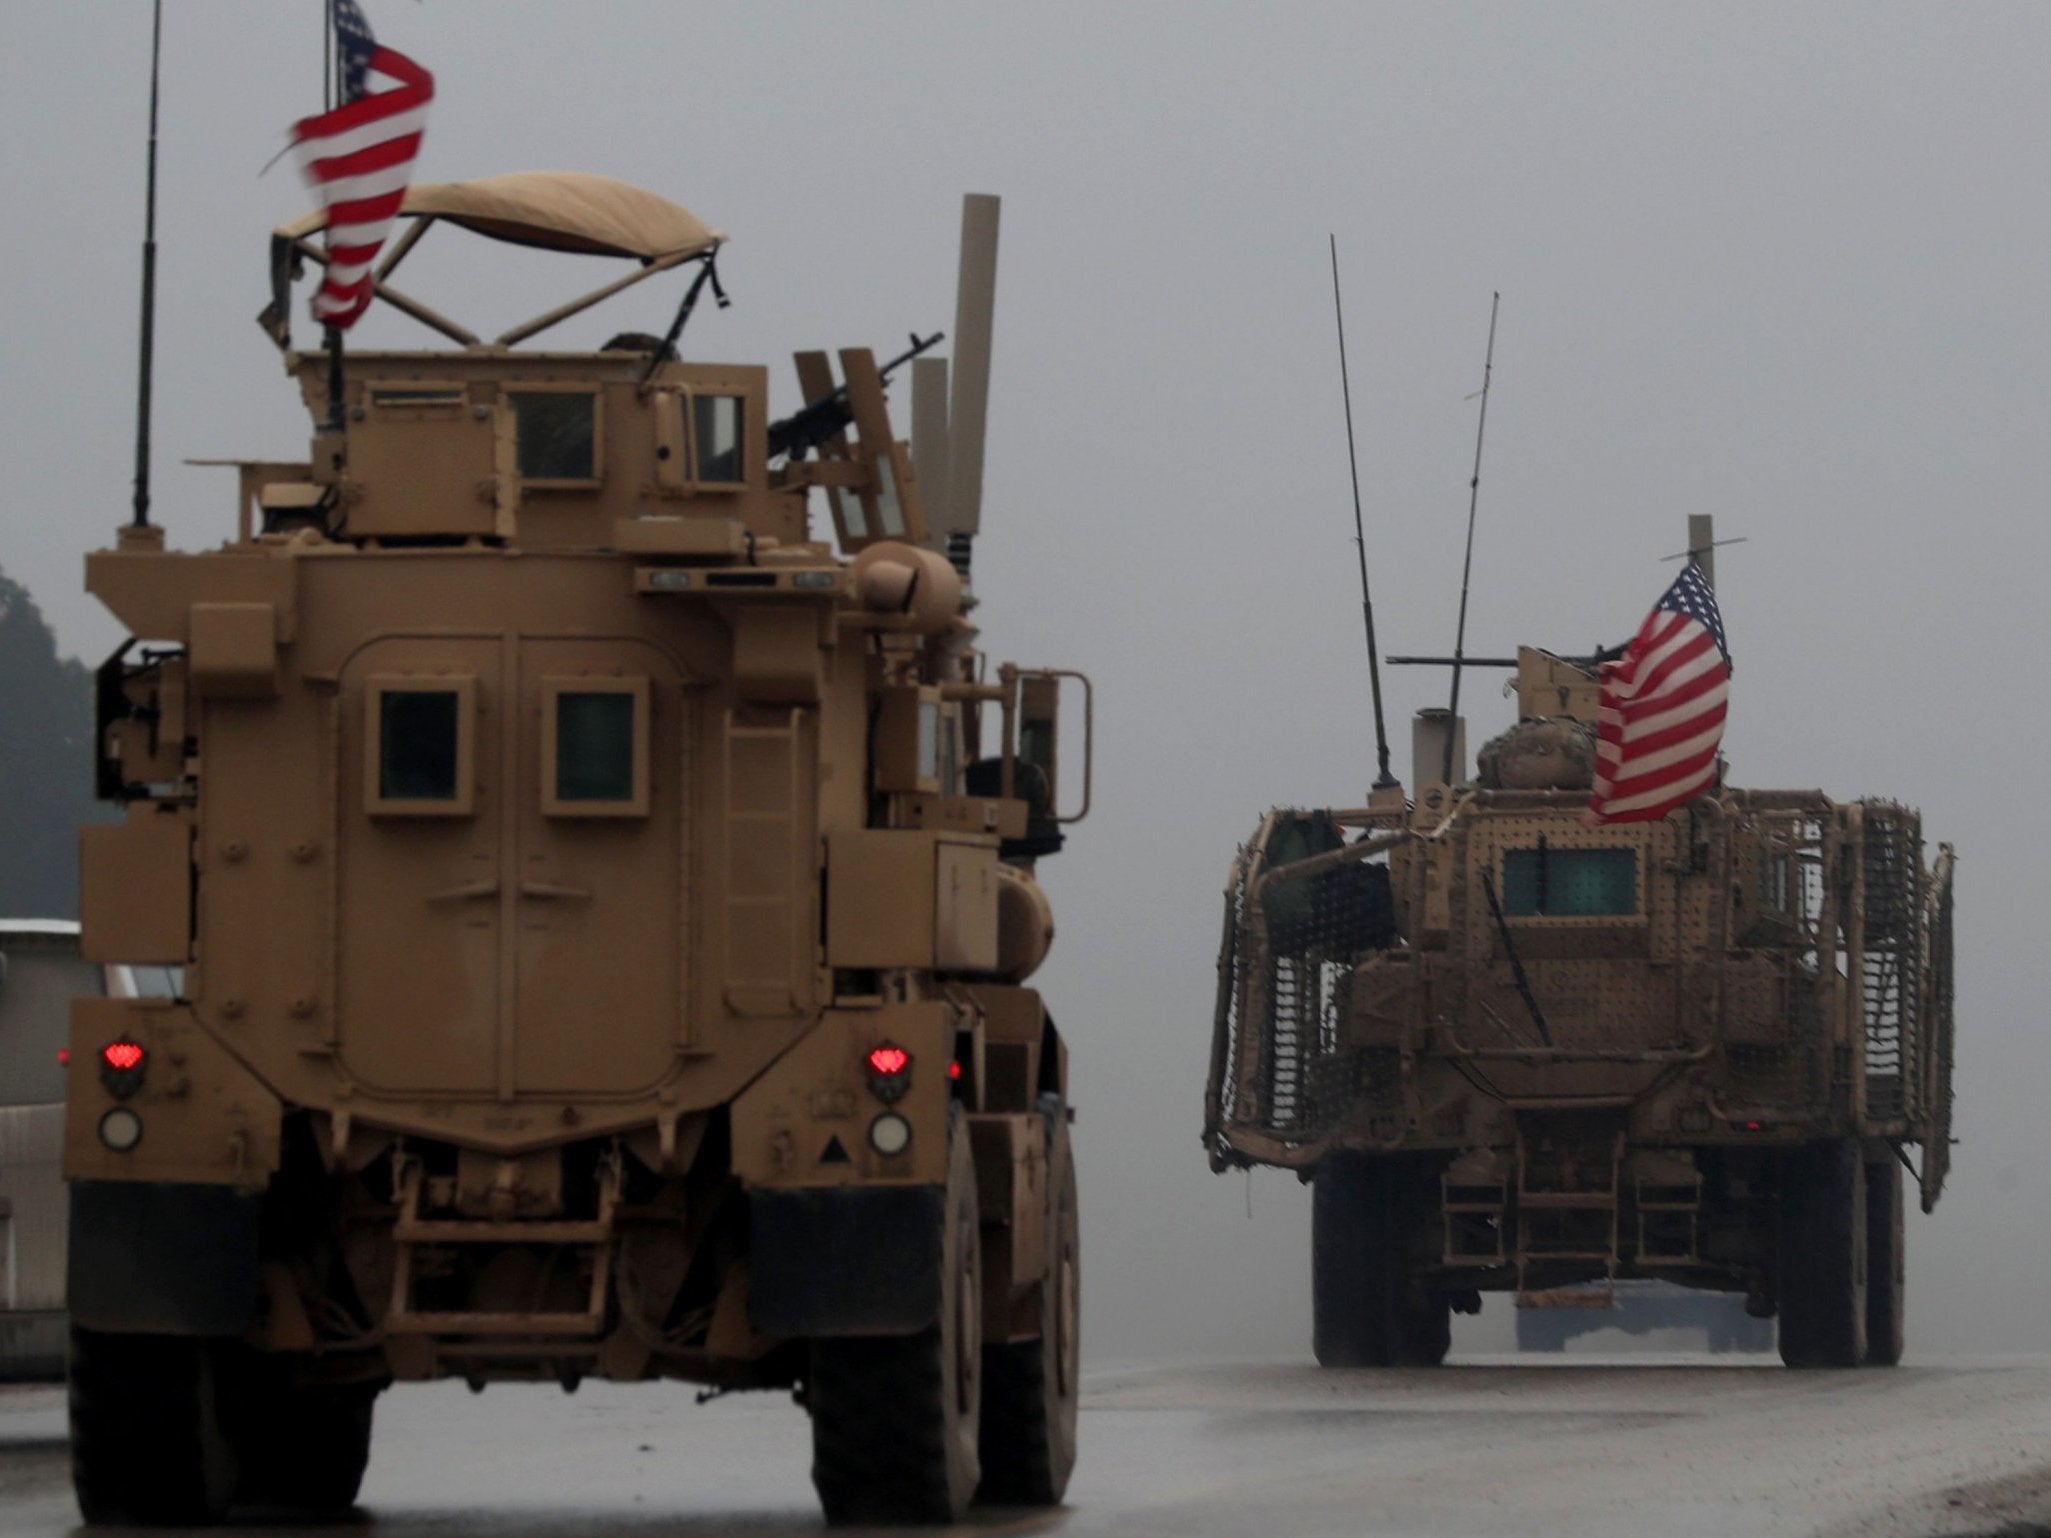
[519,881,593,901]
[426,879,499,903]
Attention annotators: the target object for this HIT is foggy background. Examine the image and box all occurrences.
[1,2,2040,1361]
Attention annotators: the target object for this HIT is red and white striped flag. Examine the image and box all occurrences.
[290,0,433,330]
[1587,561,1732,824]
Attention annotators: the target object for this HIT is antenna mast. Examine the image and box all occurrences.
[1443,291,1500,784]
[1329,236,1396,790]
[129,0,165,530]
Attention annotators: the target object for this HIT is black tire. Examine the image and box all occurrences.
[70,1329,238,1525]
[1864,1154,1906,1367]
[1401,1292,1454,1366]
[978,1102,1079,1506]
[810,1124,982,1524]
[1312,1153,1443,1367]
[227,1355,381,1512]
[1777,1138,1868,1368]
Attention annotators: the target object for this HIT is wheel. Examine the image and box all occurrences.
[977,1100,1079,1506]
[70,1329,238,1525]
[810,1122,983,1524]
[1400,1292,1453,1366]
[1777,1138,1868,1368]
[1312,1154,1442,1366]
[227,1355,381,1511]
[1863,1154,1906,1367]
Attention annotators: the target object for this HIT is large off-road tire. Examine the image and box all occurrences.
[1312,1153,1445,1367]
[978,1100,1079,1507]
[70,1329,238,1525]
[227,1355,381,1512]
[1864,1153,1906,1367]
[810,1124,983,1525]
[1778,1138,1868,1368]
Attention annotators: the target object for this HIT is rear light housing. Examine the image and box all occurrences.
[99,1039,147,1100]
[865,1042,912,1104]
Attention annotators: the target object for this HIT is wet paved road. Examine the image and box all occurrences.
[7,1356,2051,1537]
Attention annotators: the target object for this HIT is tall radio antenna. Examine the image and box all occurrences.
[1329,236,1396,790]
[129,0,165,530]
[1443,291,1500,784]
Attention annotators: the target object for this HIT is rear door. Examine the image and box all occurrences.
[336,636,687,1100]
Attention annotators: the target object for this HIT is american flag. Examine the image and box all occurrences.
[1587,560,1732,824]
[290,0,433,330]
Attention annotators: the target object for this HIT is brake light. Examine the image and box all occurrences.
[99,1039,147,1100]
[865,1042,912,1104]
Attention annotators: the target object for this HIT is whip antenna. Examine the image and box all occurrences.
[129,0,165,529]
[1330,236,1396,790]
[1443,291,1500,784]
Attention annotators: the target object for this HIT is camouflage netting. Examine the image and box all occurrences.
[1476,716,1597,791]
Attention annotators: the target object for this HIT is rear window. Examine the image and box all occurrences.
[1502,847,1637,917]
[0,943,103,1106]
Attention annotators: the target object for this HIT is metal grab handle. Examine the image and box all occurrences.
[519,881,592,901]
[426,879,498,903]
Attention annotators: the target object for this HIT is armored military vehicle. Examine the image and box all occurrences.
[68,175,1085,1525]
[1207,641,1953,1371]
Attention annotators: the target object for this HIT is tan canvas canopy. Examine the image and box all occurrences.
[276,171,724,262]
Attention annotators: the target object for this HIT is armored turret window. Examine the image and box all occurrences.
[1502,846,1636,917]
[691,393,745,486]
[510,389,601,485]
[542,678,649,817]
[364,677,476,816]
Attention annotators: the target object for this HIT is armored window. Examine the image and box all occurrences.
[510,389,601,484]
[365,678,476,816]
[692,393,745,486]
[1502,846,1636,917]
[543,678,649,817]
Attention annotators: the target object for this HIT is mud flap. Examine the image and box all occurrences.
[748,1184,945,1337]
[67,1180,260,1336]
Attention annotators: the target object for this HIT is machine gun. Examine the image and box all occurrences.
[767,330,943,460]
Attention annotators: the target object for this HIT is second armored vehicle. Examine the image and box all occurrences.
[1208,637,1953,1369]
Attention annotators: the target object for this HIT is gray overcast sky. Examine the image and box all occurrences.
[3,2,2045,1358]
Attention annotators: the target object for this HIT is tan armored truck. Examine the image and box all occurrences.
[67,174,1085,1526]
[1207,645,1953,1370]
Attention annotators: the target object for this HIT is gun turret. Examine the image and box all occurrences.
[767,330,943,460]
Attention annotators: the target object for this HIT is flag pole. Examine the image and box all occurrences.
[1329,236,1397,791]
[320,0,347,435]
[129,0,165,530]
[1443,291,1500,785]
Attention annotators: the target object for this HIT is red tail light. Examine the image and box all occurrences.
[865,1042,912,1104]
[99,1039,147,1099]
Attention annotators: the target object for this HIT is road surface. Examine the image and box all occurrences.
[7,1356,2051,1536]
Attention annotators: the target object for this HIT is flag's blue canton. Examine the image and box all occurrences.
[1659,561,1731,668]
[333,0,377,102]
